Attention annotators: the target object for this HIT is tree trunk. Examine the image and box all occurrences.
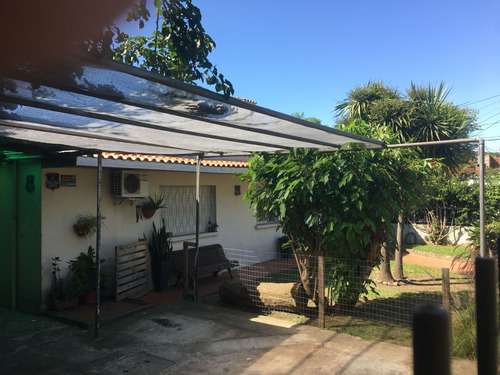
[394,211,405,280]
[379,242,395,283]
[333,230,385,314]
[290,238,318,305]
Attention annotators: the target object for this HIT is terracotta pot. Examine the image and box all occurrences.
[83,290,96,304]
[73,224,89,237]
[142,208,156,219]
[52,297,78,311]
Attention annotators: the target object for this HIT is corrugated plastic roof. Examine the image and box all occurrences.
[0,56,385,156]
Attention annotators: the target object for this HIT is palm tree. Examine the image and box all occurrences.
[335,81,477,281]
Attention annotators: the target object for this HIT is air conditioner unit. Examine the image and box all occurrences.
[112,170,148,198]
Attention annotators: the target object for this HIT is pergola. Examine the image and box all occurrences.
[0,56,385,335]
[0,57,486,339]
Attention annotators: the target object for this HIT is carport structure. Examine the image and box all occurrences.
[0,56,385,336]
[0,57,491,373]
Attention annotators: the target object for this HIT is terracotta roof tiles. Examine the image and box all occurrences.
[99,152,249,168]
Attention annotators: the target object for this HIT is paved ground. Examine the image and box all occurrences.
[1,253,477,374]
[0,299,476,375]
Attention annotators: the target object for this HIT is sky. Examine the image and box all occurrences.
[121,0,500,153]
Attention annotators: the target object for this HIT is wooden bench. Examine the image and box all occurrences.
[172,243,239,285]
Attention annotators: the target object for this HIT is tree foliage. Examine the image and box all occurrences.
[334,81,478,170]
[240,120,431,308]
[422,167,500,251]
[292,112,322,125]
[88,0,234,97]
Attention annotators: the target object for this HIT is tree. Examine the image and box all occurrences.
[88,0,234,97]
[334,81,477,280]
[292,112,322,125]
[240,120,429,311]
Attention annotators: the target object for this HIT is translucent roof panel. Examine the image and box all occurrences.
[0,57,384,156]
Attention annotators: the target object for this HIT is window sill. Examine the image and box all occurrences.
[255,223,279,230]
[170,232,218,244]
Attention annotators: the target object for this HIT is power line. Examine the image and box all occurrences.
[458,94,500,107]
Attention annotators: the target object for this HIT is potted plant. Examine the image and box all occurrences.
[207,219,219,232]
[47,256,78,311]
[140,194,167,219]
[145,217,173,291]
[70,246,110,304]
[73,213,104,238]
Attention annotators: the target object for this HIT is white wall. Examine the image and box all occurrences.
[41,166,281,307]
[396,223,472,246]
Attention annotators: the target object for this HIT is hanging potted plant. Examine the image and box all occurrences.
[145,217,173,291]
[140,194,167,219]
[73,213,104,238]
[69,246,110,304]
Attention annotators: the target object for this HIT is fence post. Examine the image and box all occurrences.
[441,268,451,316]
[475,257,498,375]
[318,251,325,328]
[183,242,190,299]
[413,304,451,375]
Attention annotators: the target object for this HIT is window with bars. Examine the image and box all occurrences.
[159,185,217,236]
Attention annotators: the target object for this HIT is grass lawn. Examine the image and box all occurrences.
[407,244,469,258]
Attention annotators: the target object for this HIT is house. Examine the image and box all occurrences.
[0,151,282,313]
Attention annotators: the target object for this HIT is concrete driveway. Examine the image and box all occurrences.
[1,300,476,375]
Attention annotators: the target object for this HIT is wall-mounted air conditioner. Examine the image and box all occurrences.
[112,170,148,198]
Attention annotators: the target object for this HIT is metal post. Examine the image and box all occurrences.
[193,155,201,301]
[478,139,486,257]
[475,257,498,375]
[94,153,102,339]
[413,304,451,375]
[318,250,325,328]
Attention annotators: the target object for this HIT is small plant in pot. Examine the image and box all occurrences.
[48,256,78,311]
[73,213,105,238]
[207,219,219,232]
[140,194,167,219]
[70,246,110,304]
[145,217,173,291]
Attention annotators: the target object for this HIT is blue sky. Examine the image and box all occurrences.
[121,0,500,153]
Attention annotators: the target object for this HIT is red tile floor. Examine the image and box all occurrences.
[46,258,296,328]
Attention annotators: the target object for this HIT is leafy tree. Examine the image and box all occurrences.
[88,0,234,97]
[240,120,430,311]
[334,81,477,280]
[422,168,500,252]
[292,112,322,125]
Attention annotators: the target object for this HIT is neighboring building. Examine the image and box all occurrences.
[0,152,281,313]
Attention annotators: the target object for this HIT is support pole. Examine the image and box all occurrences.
[478,139,486,257]
[193,155,201,302]
[441,268,451,316]
[475,257,498,375]
[94,153,102,339]
[413,304,451,375]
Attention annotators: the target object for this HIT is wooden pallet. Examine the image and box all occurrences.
[115,239,150,301]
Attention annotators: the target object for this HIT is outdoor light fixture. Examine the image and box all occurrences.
[234,185,241,196]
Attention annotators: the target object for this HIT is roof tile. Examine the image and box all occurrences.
[99,152,249,168]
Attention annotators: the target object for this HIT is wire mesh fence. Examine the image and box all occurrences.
[221,247,475,327]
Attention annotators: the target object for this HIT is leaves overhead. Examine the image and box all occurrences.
[88,0,234,98]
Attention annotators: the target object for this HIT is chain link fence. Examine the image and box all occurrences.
[220,248,474,327]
